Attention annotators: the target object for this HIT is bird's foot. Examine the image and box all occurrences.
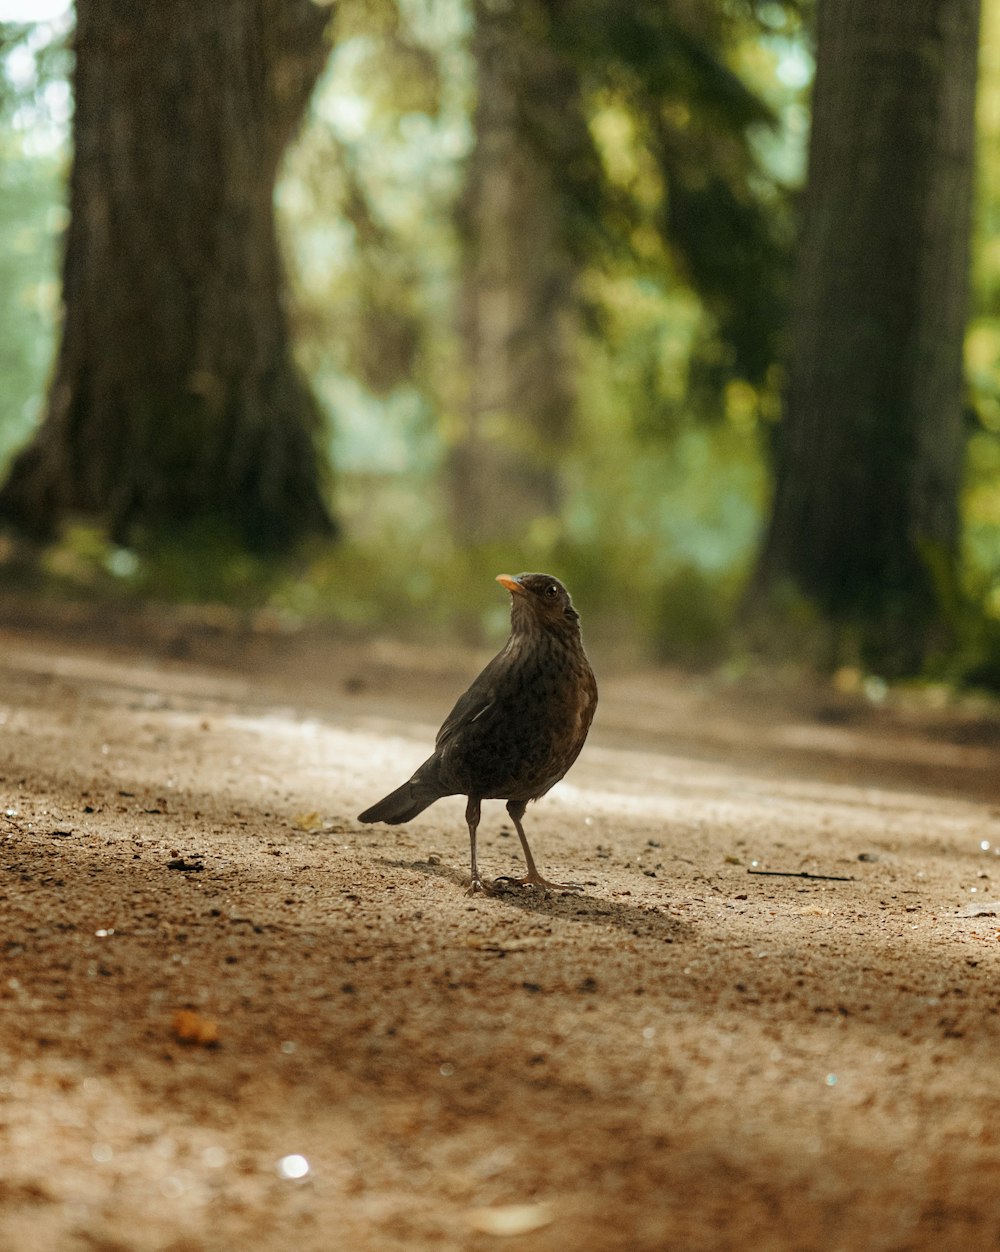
[492,873,583,894]
[465,876,494,897]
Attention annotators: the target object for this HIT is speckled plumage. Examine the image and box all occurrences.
[358,573,598,893]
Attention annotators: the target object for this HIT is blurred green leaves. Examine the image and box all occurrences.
[0,16,68,475]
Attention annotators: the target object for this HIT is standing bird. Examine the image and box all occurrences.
[358,573,598,894]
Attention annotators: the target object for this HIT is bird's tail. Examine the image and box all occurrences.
[358,773,443,825]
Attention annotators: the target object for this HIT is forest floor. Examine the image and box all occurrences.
[3,605,1000,1251]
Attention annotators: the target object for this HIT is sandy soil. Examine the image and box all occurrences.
[3,611,1000,1251]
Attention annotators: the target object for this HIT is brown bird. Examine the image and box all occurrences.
[358,572,598,894]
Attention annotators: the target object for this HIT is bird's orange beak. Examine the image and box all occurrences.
[496,574,525,595]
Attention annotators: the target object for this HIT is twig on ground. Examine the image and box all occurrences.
[747,869,855,882]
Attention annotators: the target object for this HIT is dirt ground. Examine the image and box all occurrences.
[3,608,1000,1252]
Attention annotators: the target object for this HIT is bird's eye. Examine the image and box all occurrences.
[545,584,558,599]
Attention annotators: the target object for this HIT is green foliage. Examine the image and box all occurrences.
[270,0,794,657]
[0,19,67,476]
[556,0,802,389]
[29,522,305,610]
[279,0,468,477]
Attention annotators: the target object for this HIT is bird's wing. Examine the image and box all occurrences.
[435,687,496,750]
[434,652,507,750]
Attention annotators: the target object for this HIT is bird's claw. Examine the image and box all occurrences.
[465,877,493,897]
[492,874,583,894]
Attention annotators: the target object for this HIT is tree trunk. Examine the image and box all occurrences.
[450,0,581,547]
[751,0,980,674]
[0,0,335,554]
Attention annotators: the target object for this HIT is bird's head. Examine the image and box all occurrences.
[496,572,580,632]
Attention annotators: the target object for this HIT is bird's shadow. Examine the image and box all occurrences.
[377,856,693,942]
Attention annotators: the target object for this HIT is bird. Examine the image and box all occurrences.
[357,572,598,895]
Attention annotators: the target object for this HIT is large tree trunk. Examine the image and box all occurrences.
[450,0,581,547]
[750,0,980,674]
[0,0,335,554]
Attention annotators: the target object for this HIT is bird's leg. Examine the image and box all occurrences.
[465,796,491,896]
[494,800,583,893]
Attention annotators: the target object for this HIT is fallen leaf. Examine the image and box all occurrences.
[171,1010,219,1046]
[292,812,323,833]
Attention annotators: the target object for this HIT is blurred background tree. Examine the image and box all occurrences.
[0,0,335,559]
[2,0,1000,684]
[449,0,583,547]
[749,0,981,678]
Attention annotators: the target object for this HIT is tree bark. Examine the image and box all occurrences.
[0,0,335,554]
[450,0,581,547]
[751,0,980,673]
